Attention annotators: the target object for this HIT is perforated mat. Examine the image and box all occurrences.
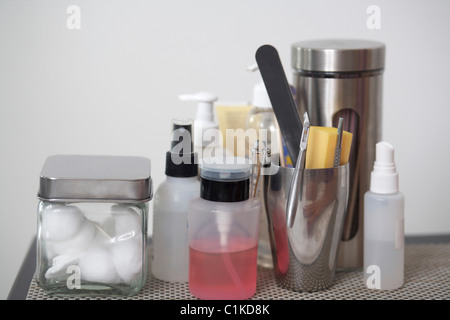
[26,243,449,300]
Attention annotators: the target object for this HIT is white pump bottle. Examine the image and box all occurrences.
[364,141,405,290]
[179,92,220,160]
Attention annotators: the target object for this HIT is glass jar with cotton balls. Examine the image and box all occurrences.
[36,155,152,297]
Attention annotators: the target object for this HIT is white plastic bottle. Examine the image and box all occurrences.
[179,92,221,161]
[364,141,405,290]
[151,119,200,282]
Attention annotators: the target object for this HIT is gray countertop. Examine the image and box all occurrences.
[8,235,450,300]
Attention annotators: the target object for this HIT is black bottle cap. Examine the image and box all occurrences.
[200,178,249,202]
[199,156,252,202]
[165,151,198,177]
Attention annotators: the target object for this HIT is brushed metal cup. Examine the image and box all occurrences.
[263,164,349,292]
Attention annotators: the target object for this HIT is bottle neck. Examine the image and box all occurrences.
[196,102,214,123]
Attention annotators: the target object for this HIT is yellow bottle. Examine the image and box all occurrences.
[215,102,252,157]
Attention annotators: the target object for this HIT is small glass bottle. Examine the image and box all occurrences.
[245,86,280,163]
[36,155,152,297]
[187,157,260,300]
[364,142,405,290]
[245,69,281,268]
[151,119,199,282]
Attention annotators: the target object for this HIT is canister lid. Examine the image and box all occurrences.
[38,155,152,202]
[291,39,385,72]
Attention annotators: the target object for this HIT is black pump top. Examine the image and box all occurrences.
[199,156,252,202]
[165,119,198,178]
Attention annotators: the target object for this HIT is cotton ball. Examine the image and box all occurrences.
[109,205,143,283]
[52,220,96,255]
[110,205,142,240]
[102,217,116,239]
[45,253,82,279]
[41,204,85,242]
[78,244,120,284]
[111,238,143,284]
[91,222,115,247]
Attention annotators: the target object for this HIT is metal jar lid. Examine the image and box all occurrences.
[38,155,153,202]
[291,39,385,73]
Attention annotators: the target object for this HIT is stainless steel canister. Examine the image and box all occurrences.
[291,39,385,268]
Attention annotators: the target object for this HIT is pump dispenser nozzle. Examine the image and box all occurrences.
[165,118,198,177]
[170,118,193,153]
[179,92,219,149]
[370,141,399,194]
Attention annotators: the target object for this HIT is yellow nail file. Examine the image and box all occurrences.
[305,126,353,169]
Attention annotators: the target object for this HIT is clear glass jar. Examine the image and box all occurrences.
[36,155,152,297]
[37,201,148,296]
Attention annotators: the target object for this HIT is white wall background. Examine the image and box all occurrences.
[1,0,449,299]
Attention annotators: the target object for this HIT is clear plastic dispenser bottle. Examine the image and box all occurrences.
[37,155,152,297]
[364,142,405,290]
[187,157,260,300]
[245,65,281,268]
[151,119,199,282]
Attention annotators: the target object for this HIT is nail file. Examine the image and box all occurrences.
[255,44,303,165]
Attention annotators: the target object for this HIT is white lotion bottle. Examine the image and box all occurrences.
[179,92,221,161]
[364,141,405,290]
[151,119,200,282]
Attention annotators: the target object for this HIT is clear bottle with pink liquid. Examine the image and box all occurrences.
[187,157,260,300]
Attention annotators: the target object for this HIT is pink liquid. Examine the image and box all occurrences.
[189,237,257,300]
